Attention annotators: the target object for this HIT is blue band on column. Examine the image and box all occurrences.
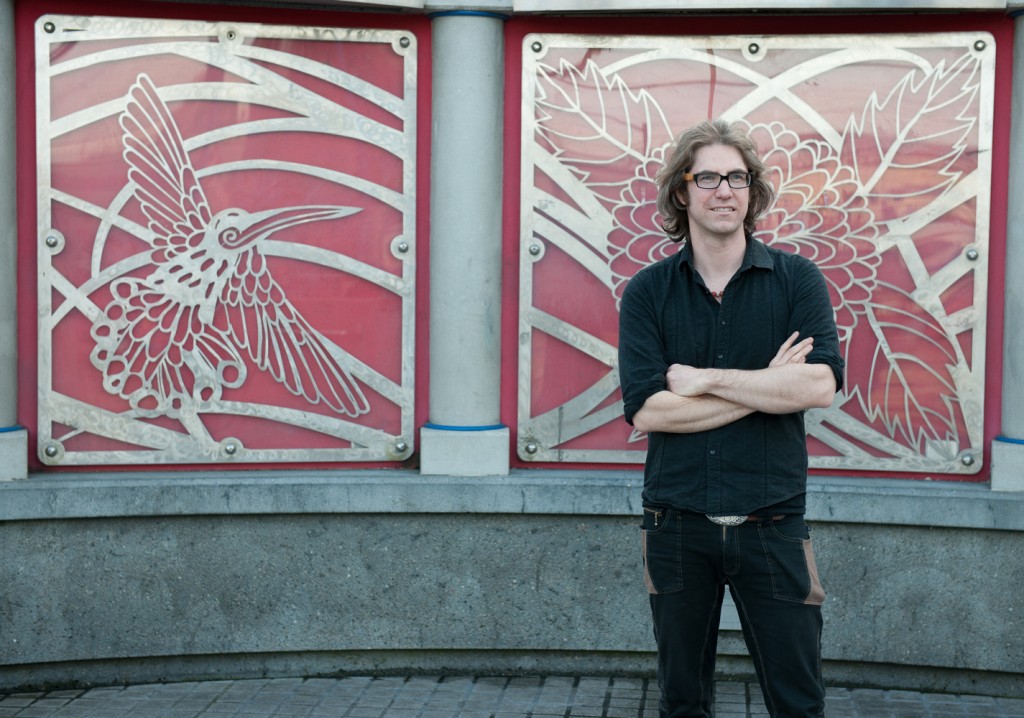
[423,423,506,432]
[995,435,1024,444]
[0,425,23,433]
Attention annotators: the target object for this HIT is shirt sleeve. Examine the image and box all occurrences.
[617,269,669,425]
[788,255,845,393]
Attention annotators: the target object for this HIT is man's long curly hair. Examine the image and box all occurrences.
[655,119,775,243]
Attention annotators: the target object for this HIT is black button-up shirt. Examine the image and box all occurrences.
[618,236,844,515]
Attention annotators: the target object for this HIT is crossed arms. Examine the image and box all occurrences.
[631,332,838,435]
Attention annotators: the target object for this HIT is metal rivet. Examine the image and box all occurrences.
[529,244,541,256]
[974,40,986,52]
[226,30,237,41]
[45,235,59,248]
[44,22,56,33]
[44,444,58,458]
[524,442,538,455]
[400,36,411,48]
[966,248,979,261]
[531,41,543,53]
[748,43,760,54]
[397,241,409,253]
[961,454,975,467]
[224,442,238,456]
[395,441,408,454]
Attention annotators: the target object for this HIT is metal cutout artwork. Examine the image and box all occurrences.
[36,16,417,465]
[519,33,993,475]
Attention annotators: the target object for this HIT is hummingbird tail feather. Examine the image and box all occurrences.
[221,265,371,417]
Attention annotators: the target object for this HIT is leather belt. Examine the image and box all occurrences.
[706,514,785,526]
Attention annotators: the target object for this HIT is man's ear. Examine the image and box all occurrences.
[674,189,687,208]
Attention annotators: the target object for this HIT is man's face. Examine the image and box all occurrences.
[675,143,750,243]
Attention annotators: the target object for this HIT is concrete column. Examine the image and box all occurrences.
[993,8,1024,491]
[420,10,509,476]
[0,0,26,481]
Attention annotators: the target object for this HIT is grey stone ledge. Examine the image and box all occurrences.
[0,470,1021,531]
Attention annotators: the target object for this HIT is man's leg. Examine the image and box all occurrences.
[643,510,728,718]
[728,515,826,718]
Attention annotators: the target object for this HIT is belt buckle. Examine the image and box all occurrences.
[706,514,747,526]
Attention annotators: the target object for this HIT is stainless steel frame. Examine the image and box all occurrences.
[36,15,418,466]
[518,32,994,474]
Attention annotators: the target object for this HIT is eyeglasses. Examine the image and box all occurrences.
[683,171,753,190]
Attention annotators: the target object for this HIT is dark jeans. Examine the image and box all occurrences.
[641,508,826,718]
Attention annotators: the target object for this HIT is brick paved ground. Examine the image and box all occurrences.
[1,675,1023,717]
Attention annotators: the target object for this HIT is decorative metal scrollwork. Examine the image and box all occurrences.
[519,33,994,474]
[36,16,418,465]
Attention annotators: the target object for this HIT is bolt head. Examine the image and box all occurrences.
[524,442,538,455]
[44,445,58,458]
[395,441,408,454]
[965,248,979,261]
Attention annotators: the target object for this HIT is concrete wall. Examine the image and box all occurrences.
[1,474,1022,696]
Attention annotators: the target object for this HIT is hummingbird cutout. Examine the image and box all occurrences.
[90,74,371,420]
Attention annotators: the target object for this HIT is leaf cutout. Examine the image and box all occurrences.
[840,50,980,216]
[535,58,674,198]
[846,281,965,456]
[606,148,677,305]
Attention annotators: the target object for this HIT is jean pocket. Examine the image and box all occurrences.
[640,509,684,595]
[761,518,826,605]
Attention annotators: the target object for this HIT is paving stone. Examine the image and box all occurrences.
[0,676,1020,717]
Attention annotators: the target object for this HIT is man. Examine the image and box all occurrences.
[617,119,844,718]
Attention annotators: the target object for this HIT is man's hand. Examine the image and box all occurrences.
[769,331,814,367]
[665,364,706,397]
[667,332,813,396]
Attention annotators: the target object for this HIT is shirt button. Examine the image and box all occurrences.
[720,320,726,326]
[717,353,724,359]
[710,449,717,455]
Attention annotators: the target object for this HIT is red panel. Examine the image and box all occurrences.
[504,14,1013,480]
[17,1,433,471]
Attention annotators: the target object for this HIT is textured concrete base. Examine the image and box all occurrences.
[0,428,26,481]
[991,439,1024,491]
[1,511,1022,696]
[419,426,510,476]
[1,475,1021,697]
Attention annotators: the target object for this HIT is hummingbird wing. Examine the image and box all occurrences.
[218,248,371,417]
[119,73,212,262]
[91,276,246,417]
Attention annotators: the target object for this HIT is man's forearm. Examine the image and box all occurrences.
[632,390,754,434]
[692,363,837,414]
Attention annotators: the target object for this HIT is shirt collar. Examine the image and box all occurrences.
[676,234,775,274]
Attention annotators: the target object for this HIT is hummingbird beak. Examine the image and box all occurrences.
[238,206,362,243]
